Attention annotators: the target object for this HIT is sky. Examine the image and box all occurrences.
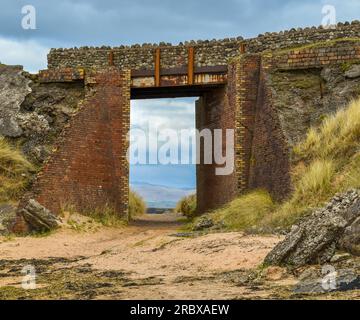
[1,0,359,194]
[130,98,196,189]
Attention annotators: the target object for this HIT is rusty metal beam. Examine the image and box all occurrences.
[108,50,114,66]
[131,65,228,77]
[188,47,194,85]
[155,48,161,87]
[240,43,246,54]
[131,84,226,99]
[131,72,227,88]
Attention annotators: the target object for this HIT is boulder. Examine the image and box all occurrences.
[264,189,360,267]
[344,64,360,78]
[338,216,360,256]
[294,269,360,294]
[192,216,214,231]
[18,199,62,232]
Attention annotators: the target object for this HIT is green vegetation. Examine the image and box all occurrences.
[0,137,34,202]
[270,37,360,56]
[264,97,360,228]
[191,97,360,231]
[340,60,360,72]
[175,194,196,218]
[129,190,147,219]
[60,191,146,229]
[86,206,128,227]
[210,190,275,231]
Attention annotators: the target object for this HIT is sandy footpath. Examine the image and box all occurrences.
[1,213,357,299]
[0,213,287,299]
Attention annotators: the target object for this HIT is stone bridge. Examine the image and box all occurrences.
[14,21,360,229]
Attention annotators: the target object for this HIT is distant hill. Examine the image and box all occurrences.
[130,182,195,208]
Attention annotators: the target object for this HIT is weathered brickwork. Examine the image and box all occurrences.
[18,68,131,218]
[248,63,292,200]
[232,55,261,193]
[269,39,360,70]
[38,68,85,83]
[196,86,238,213]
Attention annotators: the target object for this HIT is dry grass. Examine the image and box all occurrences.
[175,194,196,218]
[188,190,275,232]
[61,190,146,228]
[268,97,360,227]
[129,190,147,219]
[211,190,275,231]
[87,206,128,227]
[0,137,34,202]
[293,159,335,203]
[294,99,360,162]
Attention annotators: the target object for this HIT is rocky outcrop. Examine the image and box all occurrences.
[0,204,17,235]
[192,216,214,231]
[339,216,360,256]
[265,190,360,267]
[0,65,31,137]
[18,199,62,232]
[270,65,360,149]
[294,268,360,294]
[344,64,360,78]
[0,64,84,164]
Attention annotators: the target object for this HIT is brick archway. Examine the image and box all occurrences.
[17,62,248,224]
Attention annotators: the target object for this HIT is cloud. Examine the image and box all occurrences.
[130,98,197,163]
[2,0,360,52]
[0,37,49,72]
[1,0,360,72]
[131,98,195,132]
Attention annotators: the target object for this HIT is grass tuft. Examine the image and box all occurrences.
[129,191,147,219]
[211,190,275,231]
[175,194,197,218]
[0,137,34,202]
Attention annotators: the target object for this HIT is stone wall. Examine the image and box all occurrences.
[48,40,241,70]
[47,21,360,71]
[246,21,360,53]
[265,39,360,148]
[18,68,131,217]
